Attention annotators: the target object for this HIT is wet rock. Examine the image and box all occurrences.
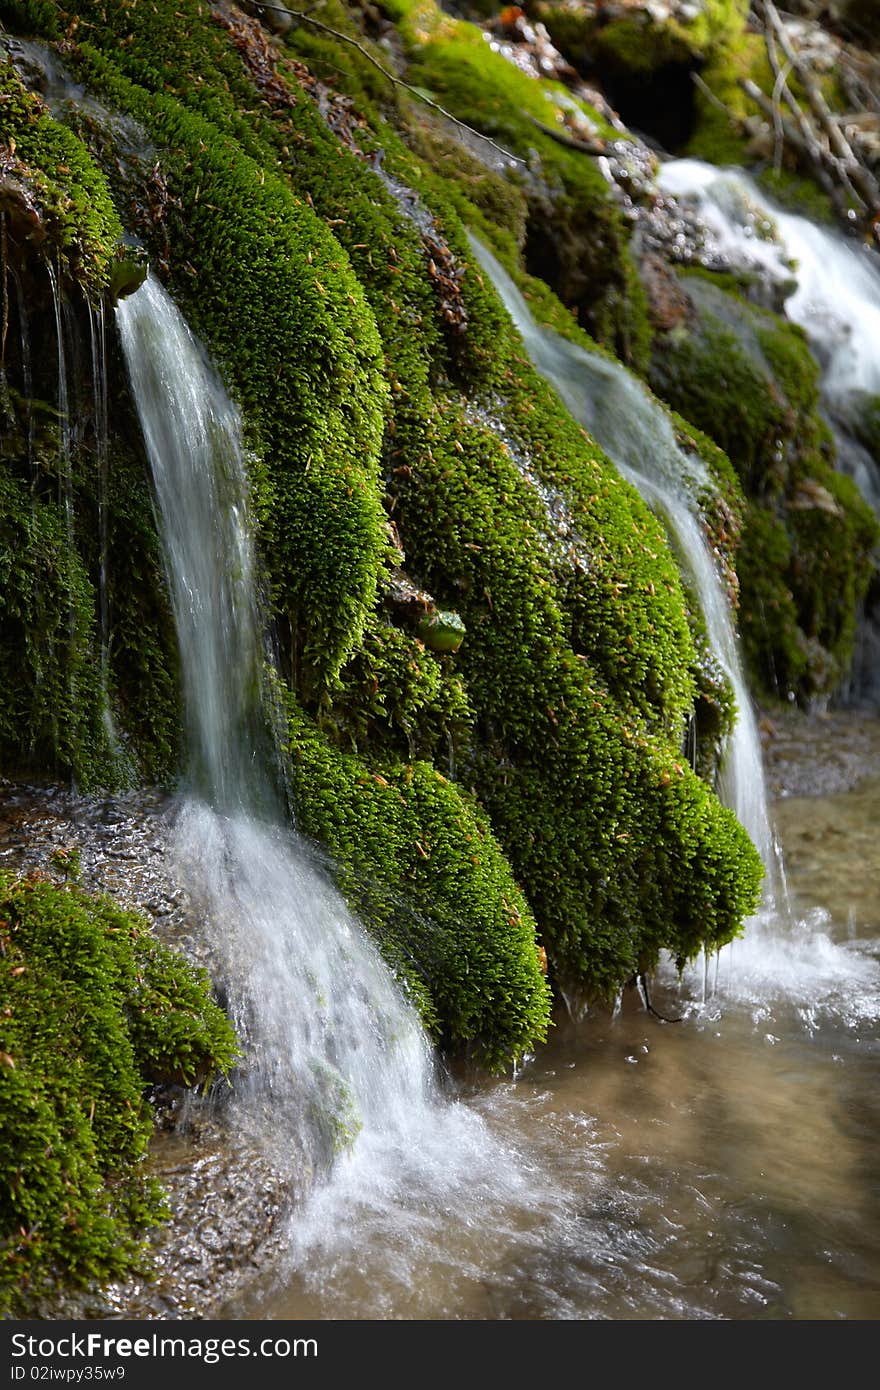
[109,243,149,301]
[383,568,437,624]
[416,610,467,653]
[0,782,304,1318]
[639,249,694,329]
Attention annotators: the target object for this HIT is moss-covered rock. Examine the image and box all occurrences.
[287,712,551,1071]
[0,868,238,1314]
[648,269,880,700]
[380,0,652,369]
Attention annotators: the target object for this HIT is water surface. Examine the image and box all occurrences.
[236,770,880,1321]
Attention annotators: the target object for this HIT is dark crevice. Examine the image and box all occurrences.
[601,60,699,154]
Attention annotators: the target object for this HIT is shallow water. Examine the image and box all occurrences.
[235,771,880,1322]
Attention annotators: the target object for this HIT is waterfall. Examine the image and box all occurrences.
[467,235,779,891]
[656,158,880,703]
[116,276,443,1183]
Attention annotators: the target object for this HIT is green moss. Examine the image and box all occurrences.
[322,612,473,765]
[0,63,122,293]
[0,0,59,35]
[849,392,880,461]
[737,501,806,699]
[287,711,551,1071]
[0,470,108,787]
[785,460,879,697]
[648,276,818,496]
[0,869,238,1314]
[648,271,879,700]
[532,0,748,72]
[756,167,838,227]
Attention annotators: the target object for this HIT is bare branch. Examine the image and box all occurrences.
[526,114,606,156]
[739,76,853,217]
[760,0,880,210]
[759,10,866,211]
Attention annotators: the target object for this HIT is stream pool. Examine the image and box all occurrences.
[232,729,880,1321]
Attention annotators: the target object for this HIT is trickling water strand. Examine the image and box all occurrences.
[117,282,266,811]
[86,299,121,759]
[48,260,78,783]
[13,273,34,473]
[87,302,110,671]
[0,211,10,421]
[88,300,132,781]
[467,235,780,897]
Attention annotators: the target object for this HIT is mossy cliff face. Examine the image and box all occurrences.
[648,269,879,703]
[0,0,764,1051]
[0,0,773,1302]
[0,58,180,788]
[0,866,238,1314]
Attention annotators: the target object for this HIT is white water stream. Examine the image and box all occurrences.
[117,281,445,1175]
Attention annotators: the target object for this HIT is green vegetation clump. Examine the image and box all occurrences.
[0,62,122,292]
[0,470,108,786]
[849,392,880,461]
[0,869,238,1314]
[648,271,879,700]
[288,712,551,1070]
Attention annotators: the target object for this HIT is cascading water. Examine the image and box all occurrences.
[115,275,552,1303]
[467,234,779,891]
[656,158,880,703]
[116,275,441,1175]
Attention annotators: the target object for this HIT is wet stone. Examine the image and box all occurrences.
[0,781,300,1318]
